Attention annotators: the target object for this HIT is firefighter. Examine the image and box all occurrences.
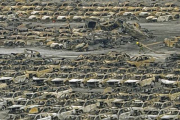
[136,42,145,54]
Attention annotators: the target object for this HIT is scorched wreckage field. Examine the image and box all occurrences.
[1,0,180,120]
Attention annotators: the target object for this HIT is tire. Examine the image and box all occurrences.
[8,42,14,46]
[15,42,19,46]
[53,117,58,120]
[151,82,155,87]
[32,18,37,22]
[20,42,25,47]
[1,106,6,111]
[103,103,108,107]
[98,83,103,88]
[20,109,25,113]
[80,83,84,88]
[79,110,83,114]
[8,102,13,106]
[54,45,59,49]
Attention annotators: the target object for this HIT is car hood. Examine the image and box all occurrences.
[148,115,158,118]
[161,115,178,119]
[57,16,66,19]
[71,106,83,109]
[8,105,23,108]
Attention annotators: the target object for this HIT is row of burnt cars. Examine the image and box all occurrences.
[1,50,180,119]
[0,1,159,51]
[0,1,180,22]
[0,17,151,51]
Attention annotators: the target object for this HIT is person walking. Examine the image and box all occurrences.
[136,42,145,54]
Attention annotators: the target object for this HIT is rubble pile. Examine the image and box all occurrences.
[1,50,180,119]
[0,18,152,51]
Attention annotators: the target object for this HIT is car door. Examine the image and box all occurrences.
[83,101,91,112]
[90,100,97,112]
[59,107,72,119]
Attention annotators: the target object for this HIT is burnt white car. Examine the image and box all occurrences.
[0,98,7,110]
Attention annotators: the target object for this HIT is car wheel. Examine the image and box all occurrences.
[98,83,103,88]
[80,83,84,88]
[20,42,25,47]
[151,82,155,87]
[53,117,58,120]
[8,102,13,106]
[39,42,44,46]
[103,103,108,107]
[83,48,87,52]
[21,109,25,113]
[79,110,83,114]
[1,106,6,110]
